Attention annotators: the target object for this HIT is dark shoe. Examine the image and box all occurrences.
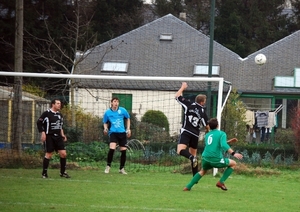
[42,173,48,179]
[216,181,227,191]
[60,172,71,178]
[183,187,190,191]
[191,156,198,168]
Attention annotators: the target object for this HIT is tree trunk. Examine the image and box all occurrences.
[12,0,24,154]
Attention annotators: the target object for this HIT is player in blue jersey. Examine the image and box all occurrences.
[175,82,209,176]
[37,99,70,179]
[103,97,131,174]
[183,118,243,191]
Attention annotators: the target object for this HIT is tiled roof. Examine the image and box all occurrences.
[75,14,300,95]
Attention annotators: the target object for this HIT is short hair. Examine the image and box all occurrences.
[111,97,119,102]
[208,118,218,130]
[195,94,206,104]
[50,99,61,107]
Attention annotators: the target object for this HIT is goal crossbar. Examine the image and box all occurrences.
[0,71,228,126]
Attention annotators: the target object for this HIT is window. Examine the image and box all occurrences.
[274,76,294,87]
[193,64,220,76]
[112,93,132,112]
[101,61,129,73]
[160,33,173,41]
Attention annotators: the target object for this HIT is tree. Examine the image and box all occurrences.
[11,0,24,153]
[291,0,300,31]
[221,89,247,145]
[289,105,300,160]
[92,0,144,42]
[184,0,211,32]
[153,0,184,17]
[214,0,292,57]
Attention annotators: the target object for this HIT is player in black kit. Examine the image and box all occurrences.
[175,82,209,176]
[37,99,70,178]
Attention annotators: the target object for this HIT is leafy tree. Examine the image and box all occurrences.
[289,106,300,160]
[0,0,16,74]
[141,110,170,133]
[92,0,144,42]
[184,0,211,32]
[214,0,292,57]
[221,89,247,145]
[291,0,300,31]
[153,0,184,17]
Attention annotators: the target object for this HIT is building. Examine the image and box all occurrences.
[73,14,300,134]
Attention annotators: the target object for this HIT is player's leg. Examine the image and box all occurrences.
[56,136,70,178]
[177,132,196,164]
[119,133,128,174]
[219,159,236,183]
[216,158,235,190]
[42,136,54,178]
[189,136,199,175]
[183,159,210,191]
[105,133,117,173]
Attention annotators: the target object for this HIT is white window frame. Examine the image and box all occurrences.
[160,33,173,41]
[274,76,294,87]
[193,64,220,76]
[101,61,129,73]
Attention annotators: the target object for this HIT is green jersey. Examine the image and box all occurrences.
[202,129,230,163]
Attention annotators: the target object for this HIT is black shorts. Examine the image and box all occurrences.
[178,131,198,149]
[109,132,128,147]
[44,134,65,153]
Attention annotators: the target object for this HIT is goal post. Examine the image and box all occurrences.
[0,71,229,127]
[0,71,231,175]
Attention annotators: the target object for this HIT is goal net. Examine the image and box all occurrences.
[0,72,231,171]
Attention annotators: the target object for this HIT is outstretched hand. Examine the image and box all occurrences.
[233,152,243,160]
[227,138,238,144]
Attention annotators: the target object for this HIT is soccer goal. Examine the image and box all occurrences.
[0,72,231,174]
[0,72,231,131]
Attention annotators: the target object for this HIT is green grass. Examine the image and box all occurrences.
[1,168,300,212]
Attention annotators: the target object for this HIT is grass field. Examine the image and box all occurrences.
[1,168,300,212]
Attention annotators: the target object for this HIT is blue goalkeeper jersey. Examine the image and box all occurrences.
[103,107,130,134]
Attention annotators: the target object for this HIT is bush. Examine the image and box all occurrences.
[141,110,169,133]
[61,105,102,143]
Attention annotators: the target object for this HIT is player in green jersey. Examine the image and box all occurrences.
[183,118,243,191]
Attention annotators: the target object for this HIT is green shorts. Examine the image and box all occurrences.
[201,157,230,170]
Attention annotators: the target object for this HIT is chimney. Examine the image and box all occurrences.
[179,12,186,22]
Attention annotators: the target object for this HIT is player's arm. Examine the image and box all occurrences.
[175,82,188,98]
[36,113,46,133]
[103,123,109,135]
[37,112,46,142]
[61,129,67,141]
[227,138,238,144]
[227,148,243,160]
[205,125,210,133]
[126,118,131,138]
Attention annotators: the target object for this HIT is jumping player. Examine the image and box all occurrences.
[175,82,209,176]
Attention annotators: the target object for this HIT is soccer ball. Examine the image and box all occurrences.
[255,54,267,65]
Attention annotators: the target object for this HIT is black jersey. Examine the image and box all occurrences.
[37,109,64,135]
[176,96,208,137]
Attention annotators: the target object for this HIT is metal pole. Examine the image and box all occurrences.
[207,0,216,118]
[208,0,218,176]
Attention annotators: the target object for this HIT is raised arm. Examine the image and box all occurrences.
[175,82,188,98]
